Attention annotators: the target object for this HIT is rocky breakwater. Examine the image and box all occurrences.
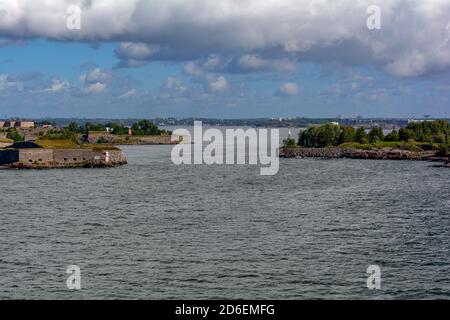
[279,147,437,161]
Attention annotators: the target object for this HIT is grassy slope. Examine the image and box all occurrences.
[35,140,80,149]
[337,141,427,152]
[35,140,119,151]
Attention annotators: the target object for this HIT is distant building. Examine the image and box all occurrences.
[408,119,435,124]
[0,120,35,128]
[16,121,35,128]
[4,120,16,128]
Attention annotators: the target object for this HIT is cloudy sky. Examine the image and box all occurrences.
[0,0,450,118]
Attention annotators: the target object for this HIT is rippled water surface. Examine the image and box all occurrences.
[1,145,449,299]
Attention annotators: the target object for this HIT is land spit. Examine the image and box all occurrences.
[279,147,450,167]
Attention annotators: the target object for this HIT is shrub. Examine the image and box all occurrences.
[399,142,421,152]
[384,130,399,142]
[97,137,109,144]
[6,129,24,142]
[283,138,297,148]
[436,144,449,157]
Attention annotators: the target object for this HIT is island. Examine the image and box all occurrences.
[0,140,127,169]
[280,120,450,168]
[0,119,187,169]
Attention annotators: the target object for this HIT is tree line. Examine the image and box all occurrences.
[287,120,450,155]
[66,120,169,136]
[35,120,170,141]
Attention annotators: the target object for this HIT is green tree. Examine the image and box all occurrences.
[131,120,162,136]
[384,130,399,142]
[399,128,414,141]
[299,127,315,147]
[368,126,384,143]
[316,123,340,147]
[338,126,356,144]
[404,120,450,142]
[84,122,106,132]
[298,123,340,148]
[105,122,128,135]
[67,122,80,133]
[354,127,367,144]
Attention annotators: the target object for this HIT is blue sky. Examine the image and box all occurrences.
[0,0,449,119]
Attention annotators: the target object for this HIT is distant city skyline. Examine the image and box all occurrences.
[0,0,449,118]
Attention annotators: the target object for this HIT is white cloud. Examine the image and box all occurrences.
[42,78,70,92]
[84,68,112,83]
[82,82,106,94]
[276,82,300,96]
[79,68,111,95]
[115,42,159,68]
[163,77,186,92]
[0,1,449,77]
[118,89,136,98]
[183,59,229,93]
[208,76,229,93]
[183,62,204,77]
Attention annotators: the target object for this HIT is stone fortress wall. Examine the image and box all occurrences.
[0,148,126,168]
[52,149,99,165]
[19,149,54,165]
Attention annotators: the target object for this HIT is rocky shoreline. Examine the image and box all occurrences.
[279,147,450,167]
[1,159,127,169]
